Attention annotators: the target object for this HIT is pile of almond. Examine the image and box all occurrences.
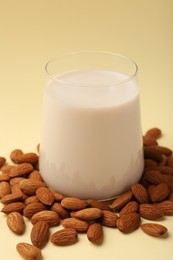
[0,127,173,260]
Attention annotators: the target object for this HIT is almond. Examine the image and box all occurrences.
[144,159,158,168]
[16,153,39,165]
[70,207,102,221]
[144,170,166,185]
[144,146,162,162]
[0,173,10,182]
[0,165,15,174]
[156,200,173,215]
[61,217,89,232]
[117,213,140,233]
[158,165,173,175]
[119,201,139,217]
[50,228,78,246]
[52,191,65,201]
[87,199,111,211]
[0,181,11,198]
[87,223,103,244]
[61,197,88,210]
[131,183,149,203]
[36,187,54,206]
[1,202,25,214]
[30,221,50,248]
[167,157,173,168]
[29,170,43,182]
[10,149,23,163]
[25,195,40,205]
[139,203,164,220]
[19,179,46,195]
[23,202,47,218]
[141,223,168,237]
[145,127,161,139]
[149,183,169,202]
[0,156,6,168]
[31,210,60,227]
[110,191,133,211]
[9,177,26,186]
[9,163,34,178]
[153,146,172,156]
[6,212,25,234]
[16,242,42,260]
[1,192,23,204]
[143,136,158,146]
[50,202,70,219]
[99,210,119,227]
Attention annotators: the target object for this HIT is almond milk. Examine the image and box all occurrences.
[39,69,144,200]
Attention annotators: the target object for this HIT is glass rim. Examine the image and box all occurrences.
[45,51,138,87]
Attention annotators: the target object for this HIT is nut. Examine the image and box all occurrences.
[50,228,78,245]
[70,207,102,221]
[61,217,89,232]
[36,187,54,206]
[117,213,141,233]
[6,212,25,234]
[87,223,103,244]
[30,221,50,248]
[110,191,133,211]
[61,197,88,210]
[141,223,168,237]
[16,242,42,260]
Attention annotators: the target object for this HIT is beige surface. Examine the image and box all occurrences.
[0,0,173,259]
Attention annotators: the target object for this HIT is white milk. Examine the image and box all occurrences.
[39,70,144,200]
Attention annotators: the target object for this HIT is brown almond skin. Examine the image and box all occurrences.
[167,157,173,168]
[6,212,25,234]
[110,191,133,211]
[149,183,170,203]
[31,221,50,248]
[16,242,42,260]
[50,228,78,245]
[144,147,163,162]
[23,202,47,218]
[131,183,149,203]
[145,127,162,139]
[141,223,168,237]
[1,202,25,214]
[50,202,70,219]
[0,181,11,198]
[10,149,23,163]
[0,157,6,168]
[144,170,166,185]
[156,200,173,215]
[0,193,24,204]
[9,163,34,177]
[139,203,164,220]
[117,213,140,233]
[158,165,173,175]
[70,207,102,221]
[100,210,119,227]
[36,187,54,206]
[16,153,39,165]
[62,217,89,232]
[61,197,88,210]
[19,179,47,195]
[119,201,139,217]
[143,136,158,146]
[31,210,60,227]
[87,223,103,244]
[87,199,111,211]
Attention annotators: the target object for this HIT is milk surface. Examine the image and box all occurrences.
[39,70,144,200]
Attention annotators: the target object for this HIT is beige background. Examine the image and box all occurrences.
[0,0,173,259]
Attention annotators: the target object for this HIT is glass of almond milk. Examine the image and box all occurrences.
[39,51,144,200]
